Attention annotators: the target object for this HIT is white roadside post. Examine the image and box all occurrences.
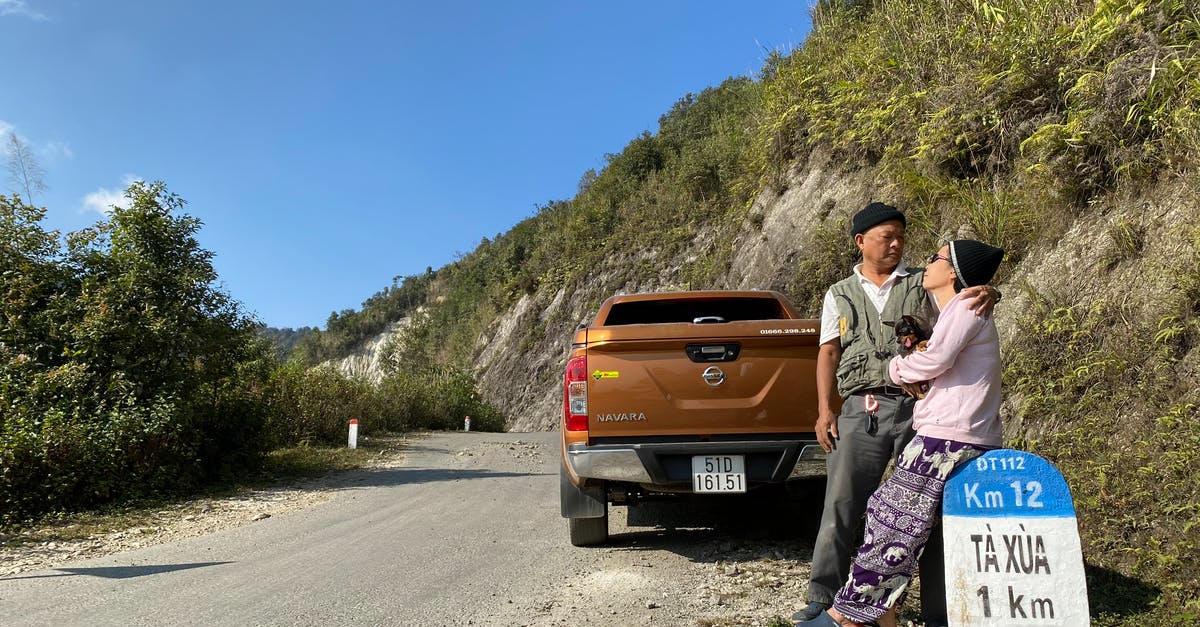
[348,419,359,449]
[464,415,471,431]
[943,449,1090,626]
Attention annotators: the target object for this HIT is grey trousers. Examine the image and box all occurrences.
[807,391,947,622]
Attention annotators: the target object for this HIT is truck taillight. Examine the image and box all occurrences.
[564,356,588,431]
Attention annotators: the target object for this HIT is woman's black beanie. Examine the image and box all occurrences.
[949,240,1005,288]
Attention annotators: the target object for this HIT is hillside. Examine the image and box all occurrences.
[301,0,1199,621]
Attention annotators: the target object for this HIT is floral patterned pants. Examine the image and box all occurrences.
[832,434,991,623]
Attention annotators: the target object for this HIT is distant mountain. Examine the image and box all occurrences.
[258,325,318,362]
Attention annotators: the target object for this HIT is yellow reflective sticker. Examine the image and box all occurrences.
[839,316,848,336]
[592,370,619,380]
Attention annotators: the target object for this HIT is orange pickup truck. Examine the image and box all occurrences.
[559,290,826,546]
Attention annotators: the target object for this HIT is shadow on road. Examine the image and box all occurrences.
[1,561,234,581]
[328,466,551,490]
[601,480,827,564]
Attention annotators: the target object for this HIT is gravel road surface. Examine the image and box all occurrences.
[1,431,830,626]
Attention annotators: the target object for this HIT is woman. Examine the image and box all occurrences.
[798,239,1006,627]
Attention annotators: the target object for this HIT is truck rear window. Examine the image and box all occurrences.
[601,297,788,325]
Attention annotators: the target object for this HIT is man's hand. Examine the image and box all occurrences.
[814,340,842,453]
[815,406,839,453]
[963,285,1000,318]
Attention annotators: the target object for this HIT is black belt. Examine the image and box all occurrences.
[856,386,906,396]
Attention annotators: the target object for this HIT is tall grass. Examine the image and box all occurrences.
[754,0,1199,207]
[1003,226,1200,621]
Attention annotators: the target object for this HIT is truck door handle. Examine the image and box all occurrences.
[685,343,741,362]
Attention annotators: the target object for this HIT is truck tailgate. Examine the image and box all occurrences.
[584,321,821,438]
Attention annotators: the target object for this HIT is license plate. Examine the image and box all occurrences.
[691,455,746,493]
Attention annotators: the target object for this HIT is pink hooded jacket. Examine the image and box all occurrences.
[888,291,1003,447]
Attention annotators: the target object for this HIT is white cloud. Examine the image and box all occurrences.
[82,175,143,215]
[0,121,70,160]
[0,1,49,21]
[42,140,73,160]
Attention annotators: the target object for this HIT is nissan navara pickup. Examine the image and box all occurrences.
[559,290,826,546]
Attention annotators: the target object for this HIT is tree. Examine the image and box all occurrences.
[4,132,47,204]
[65,180,254,398]
[1,184,278,522]
[0,195,71,386]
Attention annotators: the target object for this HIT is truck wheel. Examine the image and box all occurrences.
[561,466,608,546]
[569,511,608,546]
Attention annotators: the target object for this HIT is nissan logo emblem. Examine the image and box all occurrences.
[702,366,726,387]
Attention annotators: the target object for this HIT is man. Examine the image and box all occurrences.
[792,202,997,626]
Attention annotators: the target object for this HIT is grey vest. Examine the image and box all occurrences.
[831,270,935,397]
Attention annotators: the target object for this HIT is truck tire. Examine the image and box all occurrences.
[561,466,609,546]
[569,511,608,546]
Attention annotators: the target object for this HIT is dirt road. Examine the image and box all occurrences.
[0,431,825,626]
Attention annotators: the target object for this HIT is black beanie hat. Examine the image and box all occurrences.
[851,202,906,238]
[949,240,1005,288]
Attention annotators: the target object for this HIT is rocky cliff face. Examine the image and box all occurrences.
[326,318,411,383]
[481,152,891,432]
[332,152,1198,434]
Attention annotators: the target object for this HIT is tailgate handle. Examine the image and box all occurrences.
[685,343,741,363]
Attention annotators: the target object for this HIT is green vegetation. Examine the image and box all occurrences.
[294,0,1198,621]
[756,0,1199,195]
[257,324,317,362]
[292,269,433,364]
[265,362,503,448]
[4,0,1196,618]
[2,184,271,525]
[1,185,502,528]
[1005,228,1200,623]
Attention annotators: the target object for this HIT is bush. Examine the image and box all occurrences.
[264,363,372,446]
[0,186,271,526]
[261,363,506,448]
[1004,279,1200,620]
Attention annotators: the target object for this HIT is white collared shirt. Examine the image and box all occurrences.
[818,261,918,345]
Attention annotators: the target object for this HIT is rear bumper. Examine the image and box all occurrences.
[565,437,826,487]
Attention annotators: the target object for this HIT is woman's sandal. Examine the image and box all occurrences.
[793,609,881,627]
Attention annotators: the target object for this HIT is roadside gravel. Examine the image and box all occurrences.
[1,432,934,626]
[0,438,408,578]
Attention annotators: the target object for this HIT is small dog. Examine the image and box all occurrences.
[886,315,930,398]
[887,314,930,355]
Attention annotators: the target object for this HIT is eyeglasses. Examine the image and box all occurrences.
[927,253,950,264]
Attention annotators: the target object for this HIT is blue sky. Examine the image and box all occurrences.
[1,1,811,329]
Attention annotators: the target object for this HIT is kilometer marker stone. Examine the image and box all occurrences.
[942,449,1090,625]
